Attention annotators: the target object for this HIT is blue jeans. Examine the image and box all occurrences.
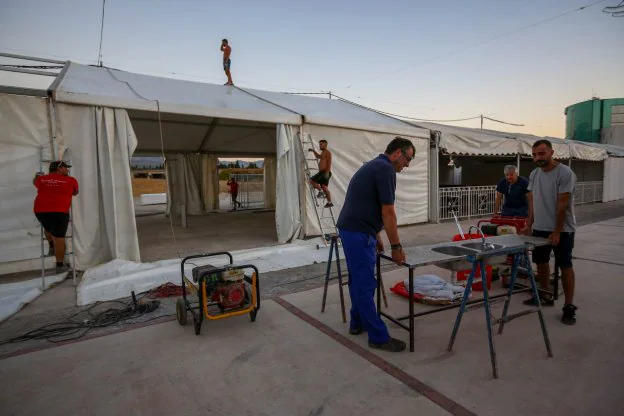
[339,228,390,344]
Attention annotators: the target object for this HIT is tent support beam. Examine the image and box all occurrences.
[197,119,219,152]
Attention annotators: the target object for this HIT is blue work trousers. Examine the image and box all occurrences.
[339,229,390,344]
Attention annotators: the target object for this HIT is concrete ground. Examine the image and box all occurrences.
[136,210,278,262]
[0,203,623,415]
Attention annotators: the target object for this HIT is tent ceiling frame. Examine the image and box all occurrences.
[129,116,274,130]
[197,118,219,152]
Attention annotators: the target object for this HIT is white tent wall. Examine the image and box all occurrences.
[164,153,204,216]
[603,157,624,202]
[263,156,277,210]
[54,103,140,270]
[0,93,55,271]
[201,154,219,211]
[302,125,429,237]
[165,153,221,215]
[276,124,303,243]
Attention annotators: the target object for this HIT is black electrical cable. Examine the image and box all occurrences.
[0,292,165,346]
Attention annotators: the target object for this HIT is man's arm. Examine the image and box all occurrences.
[521,192,534,234]
[494,192,503,213]
[308,149,321,159]
[382,204,405,264]
[554,193,571,234]
[381,204,400,246]
[33,173,43,187]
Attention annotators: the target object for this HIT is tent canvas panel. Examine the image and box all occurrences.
[0,93,54,264]
[302,125,429,237]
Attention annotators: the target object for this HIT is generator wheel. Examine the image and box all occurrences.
[176,297,188,326]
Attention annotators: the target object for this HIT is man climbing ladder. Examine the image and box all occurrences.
[33,161,78,274]
[308,139,333,208]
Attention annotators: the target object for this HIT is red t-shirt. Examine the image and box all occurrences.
[229,181,239,194]
[33,173,79,213]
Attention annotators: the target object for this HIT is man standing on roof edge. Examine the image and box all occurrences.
[337,137,415,353]
[221,39,234,86]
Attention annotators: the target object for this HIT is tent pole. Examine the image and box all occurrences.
[517,154,521,175]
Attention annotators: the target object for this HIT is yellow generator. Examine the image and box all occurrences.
[176,252,260,335]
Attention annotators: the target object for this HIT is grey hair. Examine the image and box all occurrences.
[504,165,517,174]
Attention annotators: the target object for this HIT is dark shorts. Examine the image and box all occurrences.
[532,230,575,269]
[311,171,332,186]
[223,59,231,71]
[35,212,70,238]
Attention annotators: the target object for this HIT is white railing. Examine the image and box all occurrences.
[438,181,603,220]
[230,174,265,209]
[574,181,603,205]
[439,186,497,220]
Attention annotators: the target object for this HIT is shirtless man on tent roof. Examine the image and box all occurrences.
[220,39,234,86]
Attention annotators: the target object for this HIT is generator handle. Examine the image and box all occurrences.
[181,252,234,277]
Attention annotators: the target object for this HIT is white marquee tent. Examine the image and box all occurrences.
[1,62,431,272]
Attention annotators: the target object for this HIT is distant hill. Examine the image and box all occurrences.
[131,157,264,169]
[131,156,163,169]
[219,159,264,168]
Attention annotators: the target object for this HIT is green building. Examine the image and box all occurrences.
[565,97,624,143]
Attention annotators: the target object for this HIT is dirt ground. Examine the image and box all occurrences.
[131,178,167,197]
[131,178,263,197]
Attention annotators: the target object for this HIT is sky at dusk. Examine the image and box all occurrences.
[1,0,623,137]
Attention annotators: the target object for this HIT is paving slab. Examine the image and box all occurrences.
[282,219,624,416]
[0,300,451,416]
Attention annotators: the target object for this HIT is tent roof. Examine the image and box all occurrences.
[50,62,429,138]
[411,121,608,161]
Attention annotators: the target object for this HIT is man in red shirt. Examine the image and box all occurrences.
[33,161,79,273]
[227,177,242,211]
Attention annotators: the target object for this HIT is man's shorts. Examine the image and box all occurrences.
[532,230,575,269]
[35,212,70,238]
[223,59,231,71]
[311,171,332,186]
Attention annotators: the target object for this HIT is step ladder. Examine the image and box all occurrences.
[299,133,338,248]
[39,147,77,288]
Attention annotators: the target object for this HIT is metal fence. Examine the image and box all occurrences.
[438,181,604,220]
[229,174,265,209]
[574,181,603,205]
[439,186,497,220]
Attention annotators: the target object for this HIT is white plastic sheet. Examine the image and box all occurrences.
[55,104,140,269]
[302,125,429,237]
[0,93,52,263]
[165,153,204,216]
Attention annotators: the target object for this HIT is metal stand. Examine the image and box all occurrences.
[447,250,553,379]
[321,235,388,323]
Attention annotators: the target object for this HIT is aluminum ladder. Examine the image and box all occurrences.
[299,133,338,248]
[38,147,77,287]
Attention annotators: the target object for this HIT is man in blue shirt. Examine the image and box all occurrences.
[337,137,415,353]
[494,165,529,217]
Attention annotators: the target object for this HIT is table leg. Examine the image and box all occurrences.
[335,238,346,323]
[448,260,477,351]
[498,252,521,335]
[481,259,498,379]
[409,267,414,352]
[321,237,335,313]
[526,251,553,358]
